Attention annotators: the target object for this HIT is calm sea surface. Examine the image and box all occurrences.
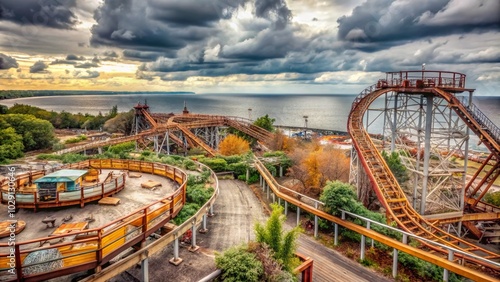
[1,94,498,133]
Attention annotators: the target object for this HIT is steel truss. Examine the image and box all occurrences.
[361,92,470,216]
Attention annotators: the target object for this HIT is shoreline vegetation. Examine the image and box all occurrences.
[0,90,195,100]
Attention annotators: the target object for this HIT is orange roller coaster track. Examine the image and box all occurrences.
[348,70,500,271]
[55,111,274,156]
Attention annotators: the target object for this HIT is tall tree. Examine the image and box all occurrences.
[253,114,275,132]
[1,114,55,151]
[0,127,24,162]
[287,140,350,195]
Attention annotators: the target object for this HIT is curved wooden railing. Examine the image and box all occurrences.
[80,161,220,282]
[1,165,126,211]
[253,157,500,281]
[0,159,193,282]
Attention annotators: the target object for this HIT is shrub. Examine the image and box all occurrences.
[221,154,244,164]
[36,154,62,161]
[200,157,227,172]
[254,203,301,272]
[186,184,214,206]
[320,181,362,216]
[228,162,248,177]
[215,245,263,282]
[247,174,259,184]
[182,159,198,171]
[484,191,500,207]
[218,135,251,156]
[107,141,135,154]
[172,203,200,225]
[381,150,409,184]
[61,153,87,163]
[64,134,87,144]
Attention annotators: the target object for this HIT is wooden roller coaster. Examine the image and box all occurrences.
[55,110,274,156]
[348,71,500,272]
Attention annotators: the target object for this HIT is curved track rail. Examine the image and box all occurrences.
[254,157,499,281]
[348,71,500,270]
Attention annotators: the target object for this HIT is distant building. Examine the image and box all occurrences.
[34,169,88,201]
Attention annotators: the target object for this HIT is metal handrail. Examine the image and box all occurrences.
[255,157,324,208]
[256,158,497,281]
[340,210,500,268]
[460,97,500,144]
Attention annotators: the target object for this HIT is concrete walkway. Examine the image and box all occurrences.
[112,179,391,281]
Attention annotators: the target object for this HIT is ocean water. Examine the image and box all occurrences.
[1,93,498,133]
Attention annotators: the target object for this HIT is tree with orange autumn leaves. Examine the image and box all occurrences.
[287,140,350,195]
[218,134,251,156]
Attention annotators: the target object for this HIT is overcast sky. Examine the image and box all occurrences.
[0,0,499,94]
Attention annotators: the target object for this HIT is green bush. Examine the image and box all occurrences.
[200,157,227,172]
[484,191,500,207]
[64,134,87,144]
[254,203,301,272]
[264,163,277,176]
[186,184,214,206]
[107,141,135,154]
[320,181,362,216]
[221,154,244,164]
[247,174,259,184]
[52,141,65,151]
[215,245,263,282]
[36,154,62,160]
[61,153,87,163]
[172,203,200,225]
[228,162,248,177]
[381,151,409,184]
[182,159,198,171]
[263,151,292,171]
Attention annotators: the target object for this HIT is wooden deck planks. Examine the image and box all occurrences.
[98,197,121,205]
[296,230,390,282]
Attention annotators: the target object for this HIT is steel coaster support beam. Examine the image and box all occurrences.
[391,94,399,152]
[413,96,424,209]
[421,94,433,215]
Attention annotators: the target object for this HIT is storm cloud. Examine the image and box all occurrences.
[0,0,498,94]
[337,0,500,50]
[0,0,79,29]
[29,61,49,73]
[0,53,18,69]
[66,54,85,60]
[90,0,294,54]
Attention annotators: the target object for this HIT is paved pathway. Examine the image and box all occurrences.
[112,179,391,281]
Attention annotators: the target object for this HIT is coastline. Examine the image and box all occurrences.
[0,90,196,100]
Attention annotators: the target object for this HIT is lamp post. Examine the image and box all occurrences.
[248,108,252,120]
[422,63,426,81]
[303,115,308,138]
